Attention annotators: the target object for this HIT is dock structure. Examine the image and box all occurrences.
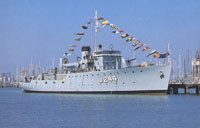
[0,84,19,88]
[168,84,200,94]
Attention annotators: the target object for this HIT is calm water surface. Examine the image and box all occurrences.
[0,88,200,128]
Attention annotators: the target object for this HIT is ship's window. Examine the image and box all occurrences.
[45,82,47,84]
[110,73,112,75]
[104,73,105,75]
[69,76,71,78]
[53,81,55,84]
[123,82,125,84]
[124,72,126,74]
[80,75,81,77]
[132,71,134,73]
[141,70,143,72]
[133,81,135,84]
[62,81,64,84]
[117,72,119,74]
[83,75,85,77]
[35,82,37,84]
[86,75,88,77]
[97,74,99,76]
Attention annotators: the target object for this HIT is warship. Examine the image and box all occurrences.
[19,11,171,94]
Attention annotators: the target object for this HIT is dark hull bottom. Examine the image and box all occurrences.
[23,89,167,95]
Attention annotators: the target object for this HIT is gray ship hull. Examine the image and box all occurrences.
[19,65,171,94]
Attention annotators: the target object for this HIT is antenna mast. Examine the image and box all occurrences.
[94,11,98,52]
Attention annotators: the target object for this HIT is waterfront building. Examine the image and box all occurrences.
[1,73,6,85]
[192,50,200,82]
[7,72,11,84]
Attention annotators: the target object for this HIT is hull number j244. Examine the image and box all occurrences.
[99,76,118,83]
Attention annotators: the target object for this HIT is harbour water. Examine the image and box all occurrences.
[0,88,200,128]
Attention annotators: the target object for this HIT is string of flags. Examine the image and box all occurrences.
[74,32,84,36]
[124,37,135,44]
[63,15,170,59]
[21,70,27,74]
[121,34,129,38]
[81,26,88,29]
[74,37,81,41]
[146,50,157,57]
[69,45,77,47]
[97,17,170,58]
[112,30,124,34]
[64,17,95,57]
[63,53,72,56]
[133,43,145,51]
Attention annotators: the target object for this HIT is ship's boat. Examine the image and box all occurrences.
[19,11,171,94]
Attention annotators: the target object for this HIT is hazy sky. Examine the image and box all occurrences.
[0,0,200,74]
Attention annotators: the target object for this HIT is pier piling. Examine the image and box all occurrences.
[168,84,200,94]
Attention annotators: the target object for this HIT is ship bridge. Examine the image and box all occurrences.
[94,50,121,57]
[93,46,122,71]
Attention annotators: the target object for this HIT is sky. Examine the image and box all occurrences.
[0,0,200,75]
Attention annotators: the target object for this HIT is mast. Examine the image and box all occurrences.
[178,54,181,79]
[94,11,98,52]
[187,49,189,77]
[168,43,171,64]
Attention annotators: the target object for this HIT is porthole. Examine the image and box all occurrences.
[35,82,37,84]
[53,81,55,84]
[45,82,47,84]
[110,73,112,75]
[124,72,126,74]
[141,70,143,72]
[62,81,64,84]
[132,71,135,73]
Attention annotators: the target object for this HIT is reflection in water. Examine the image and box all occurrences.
[1,88,200,128]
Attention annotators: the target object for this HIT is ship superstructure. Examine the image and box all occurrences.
[19,11,171,94]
